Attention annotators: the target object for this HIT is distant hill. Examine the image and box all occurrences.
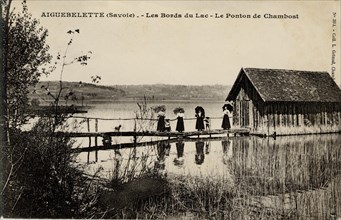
[29,81,126,105]
[112,84,230,101]
[29,81,230,105]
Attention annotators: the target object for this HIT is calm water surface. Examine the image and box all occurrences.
[72,100,224,132]
[72,102,340,219]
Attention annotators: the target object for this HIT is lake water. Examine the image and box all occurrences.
[70,101,341,219]
[73,100,225,132]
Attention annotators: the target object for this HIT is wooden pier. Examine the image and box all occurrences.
[66,128,250,153]
[62,128,250,138]
[54,116,250,153]
[71,135,229,153]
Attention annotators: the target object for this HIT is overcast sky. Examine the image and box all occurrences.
[13,0,341,86]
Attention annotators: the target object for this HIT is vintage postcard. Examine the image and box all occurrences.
[2,0,341,219]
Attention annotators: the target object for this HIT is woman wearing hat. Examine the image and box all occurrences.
[173,107,185,132]
[195,106,205,131]
[176,110,185,132]
[156,110,166,132]
[222,102,233,130]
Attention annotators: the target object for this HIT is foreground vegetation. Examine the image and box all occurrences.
[77,170,340,219]
[1,0,101,217]
[2,118,99,218]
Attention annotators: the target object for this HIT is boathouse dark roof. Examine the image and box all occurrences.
[226,68,341,103]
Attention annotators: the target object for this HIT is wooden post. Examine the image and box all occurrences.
[95,119,98,162]
[87,118,91,148]
[298,104,301,132]
[87,118,91,163]
[249,100,253,129]
[284,104,287,134]
[274,104,277,130]
[134,118,137,132]
[258,105,262,132]
[265,105,269,136]
[324,108,327,127]
[288,103,292,132]
[95,119,98,147]
[133,119,137,146]
[209,117,212,138]
[293,104,296,127]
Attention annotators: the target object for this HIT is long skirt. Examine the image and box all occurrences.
[176,117,185,132]
[221,114,231,130]
[157,116,165,131]
[195,116,205,130]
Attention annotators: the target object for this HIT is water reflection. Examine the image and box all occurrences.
[165,141,171,157]
[112,149,122,180]
[79,134,341,218]
[228,134,341,219]
[205,140,210,155]
[86,150,99,164]
[195,140,205,165]
[174,139,184,167]
[222,138,233,165]
[82,134,340,185]
[231,135,341,196]
[154,142,167,170]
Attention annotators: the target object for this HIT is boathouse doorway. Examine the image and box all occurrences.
[240,100,250,128]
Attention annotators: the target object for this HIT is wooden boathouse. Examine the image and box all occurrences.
[226,68,341,136]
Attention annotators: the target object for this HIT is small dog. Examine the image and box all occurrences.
[114,124,122,132]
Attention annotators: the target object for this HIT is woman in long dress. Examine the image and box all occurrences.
[221,106,231,130]
[156,111,165,132]
[195,106,205,131]
[176,111,185,132]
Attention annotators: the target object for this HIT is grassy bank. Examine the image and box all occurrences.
[90,171,340,219]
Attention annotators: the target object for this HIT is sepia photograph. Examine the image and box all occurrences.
[1,0,341,219]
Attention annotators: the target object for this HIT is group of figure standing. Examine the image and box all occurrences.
[156,101,233,132]
[156,108,185,132]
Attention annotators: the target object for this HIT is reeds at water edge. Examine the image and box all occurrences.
[93,134,341,219]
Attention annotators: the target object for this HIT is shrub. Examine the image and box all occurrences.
[2,118,92,218]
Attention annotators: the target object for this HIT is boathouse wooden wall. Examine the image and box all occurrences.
[232,74,341,136]
[262,102,341,136]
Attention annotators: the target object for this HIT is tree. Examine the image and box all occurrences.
[1,0,53,216]
[2,1,53,201]
[1,1,105,217]
[1,1,102,217]
[2,0,52,129]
